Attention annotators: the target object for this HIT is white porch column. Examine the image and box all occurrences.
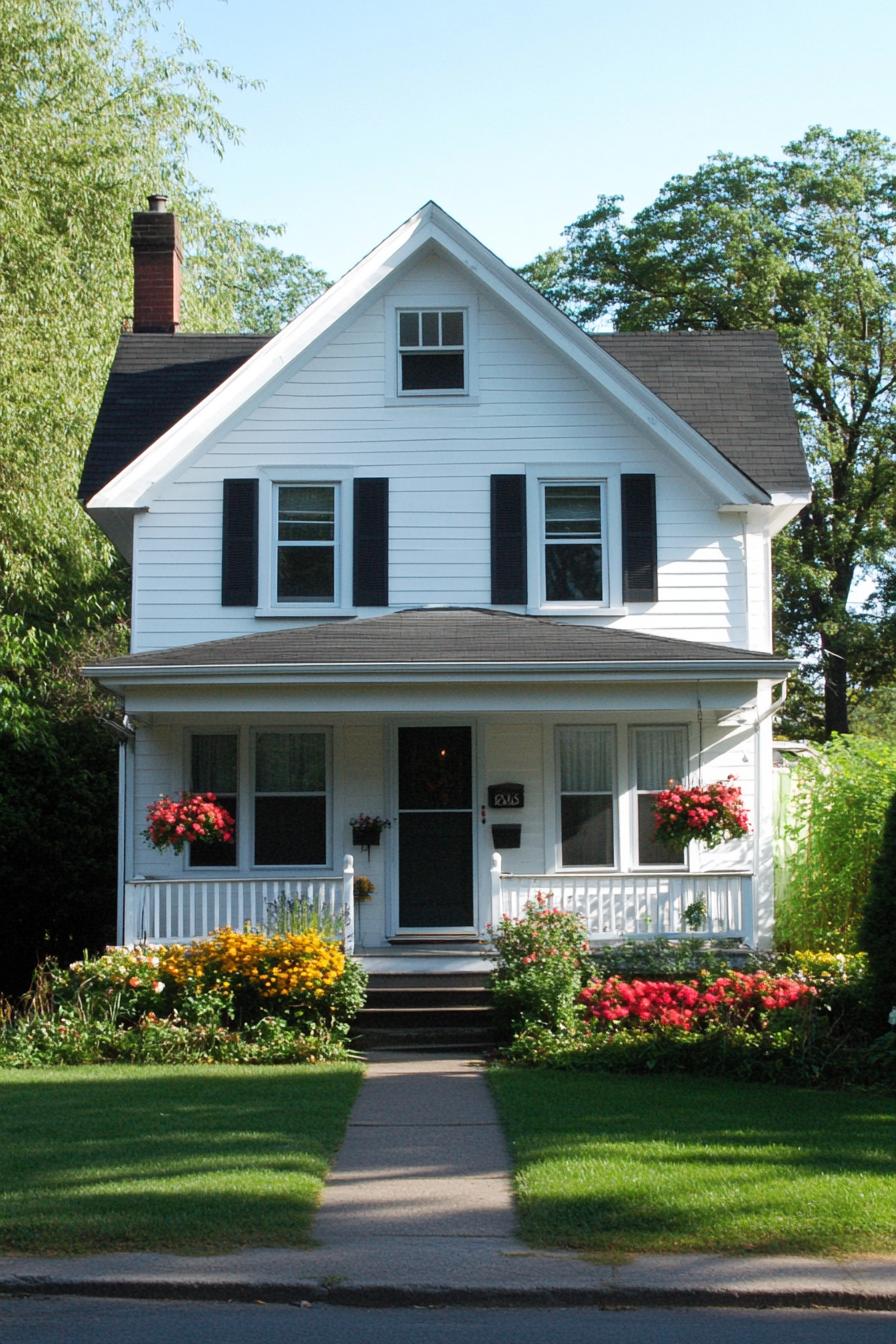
[489,851,502,930]
[342,852,355,955]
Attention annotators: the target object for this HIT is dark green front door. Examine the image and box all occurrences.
[397,726,474,928]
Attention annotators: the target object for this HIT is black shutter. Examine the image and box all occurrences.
[221,479,258,606]
[490,474,527,605]
[353,478,389,606]
[621,473,657,603]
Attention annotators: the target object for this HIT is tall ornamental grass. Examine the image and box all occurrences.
[775,735,896,952]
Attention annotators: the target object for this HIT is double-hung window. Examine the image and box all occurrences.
[276,484,337,603]
[543,481,605,603]
[254,731,328,866]
[632,726,688,866]
[189,733,238,868]
[397,309,465,393]
[557,726,615,867]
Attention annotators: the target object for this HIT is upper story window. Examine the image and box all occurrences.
[276,483,338,604]
[398,309,465,394]
[543,481,605,603]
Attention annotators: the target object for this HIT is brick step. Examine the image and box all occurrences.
[364,987,491,1009]
[365,972,492,991]
[354,1005,495,1031]
[353,1024,497,1051]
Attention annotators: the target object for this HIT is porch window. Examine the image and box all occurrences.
[557,726,615,867]
[189,733,238,868]
[254,731,328,866]
[276,484,337,603]
[543,482,605,603]
[633,726,688,866]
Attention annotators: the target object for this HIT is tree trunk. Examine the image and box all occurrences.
[821,631,850,737]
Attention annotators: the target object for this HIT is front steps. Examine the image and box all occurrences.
[352,970,496,1051]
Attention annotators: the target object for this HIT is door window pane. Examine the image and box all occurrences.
[557,726,614,866]
[634,727,687,866]
[189,734,237,868]
[398,727,472,810]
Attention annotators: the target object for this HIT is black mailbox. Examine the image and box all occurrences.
[488,782,524,809]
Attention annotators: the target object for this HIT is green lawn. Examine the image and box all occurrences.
[489,1070,896,1257]
[0,1063,363,1254]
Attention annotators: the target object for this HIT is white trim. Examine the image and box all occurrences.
[385,296,479,401]
[527,470,617,613]
[256,470,354,614]
[86,202,782,532]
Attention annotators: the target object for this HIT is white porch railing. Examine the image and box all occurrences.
[123,855,356,949]
[491,854,752,942]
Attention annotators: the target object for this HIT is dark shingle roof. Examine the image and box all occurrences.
[80,329,809,502]
[78,333,271,500]
[90,608,788,672]
[593,331,808,495]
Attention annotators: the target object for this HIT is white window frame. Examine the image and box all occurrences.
[385,297,478,403]
[256,469,354,617]
[553,725,618,871]
[179,727,336,874]
[526,466,623,613]
[251,727,332,870]
[630,724,689,870]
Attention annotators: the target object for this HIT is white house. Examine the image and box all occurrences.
[81,199,810,958]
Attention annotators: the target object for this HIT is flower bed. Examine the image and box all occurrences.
[0,928,367,1067]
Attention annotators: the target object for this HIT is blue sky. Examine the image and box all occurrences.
[172,0,896,280]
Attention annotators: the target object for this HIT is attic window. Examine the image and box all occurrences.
[398,309,465,393]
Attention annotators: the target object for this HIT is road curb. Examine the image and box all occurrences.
[3,1276,896,1312]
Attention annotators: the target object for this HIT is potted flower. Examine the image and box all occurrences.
[653,776,750,852]
[353,874,375,947]
[143,792,235,855]
[350,813,391,852]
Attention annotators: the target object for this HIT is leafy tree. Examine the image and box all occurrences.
[774,735,896,952]
[522,127,896,738]
[0,0,326,991]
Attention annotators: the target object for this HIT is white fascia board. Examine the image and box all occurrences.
[88,201,771,517]
[719,494,812,537]
[84,658,796,690]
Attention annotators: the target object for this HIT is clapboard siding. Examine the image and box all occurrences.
[131,251,755,653]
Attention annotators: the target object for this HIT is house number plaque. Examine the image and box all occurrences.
[488,782,524,809]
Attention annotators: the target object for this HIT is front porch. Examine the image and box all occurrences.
[122,863,754,949]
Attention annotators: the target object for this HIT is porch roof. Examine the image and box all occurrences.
[85,608,795,683]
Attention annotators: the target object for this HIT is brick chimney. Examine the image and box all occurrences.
[131,194,183,333]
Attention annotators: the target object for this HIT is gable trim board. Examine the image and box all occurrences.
[83,204,809,562]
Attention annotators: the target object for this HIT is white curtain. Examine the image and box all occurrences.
[256,732,326,793]
[191,734,238,792]
[558,727,614,792]
[634,728,687,791]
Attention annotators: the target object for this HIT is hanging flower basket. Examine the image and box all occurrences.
[144,792,235,855]
[350,814,390,848]
[653,777,750,852]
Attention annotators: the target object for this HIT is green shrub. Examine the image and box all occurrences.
[859,789,896,1028]
[775,735,896,951]
[488,893,591,1033]
[590,937,746,980]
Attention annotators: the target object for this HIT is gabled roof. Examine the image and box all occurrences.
[593,332,809,495]
[79,334,269,501]
[84,203,808,536]
[85,607,793,681]
[79,326,808,504]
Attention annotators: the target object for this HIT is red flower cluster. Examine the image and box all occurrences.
[579,971,815,1033]
[143,792,235,855]
[653,776,750,851]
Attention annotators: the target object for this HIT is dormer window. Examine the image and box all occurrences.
[398,309,465,393]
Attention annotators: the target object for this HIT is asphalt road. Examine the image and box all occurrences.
[1,1298,894,1344]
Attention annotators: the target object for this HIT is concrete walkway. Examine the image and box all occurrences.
[2,1053,896,1310]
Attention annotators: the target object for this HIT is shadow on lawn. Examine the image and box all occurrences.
[0,1065,362,1254]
